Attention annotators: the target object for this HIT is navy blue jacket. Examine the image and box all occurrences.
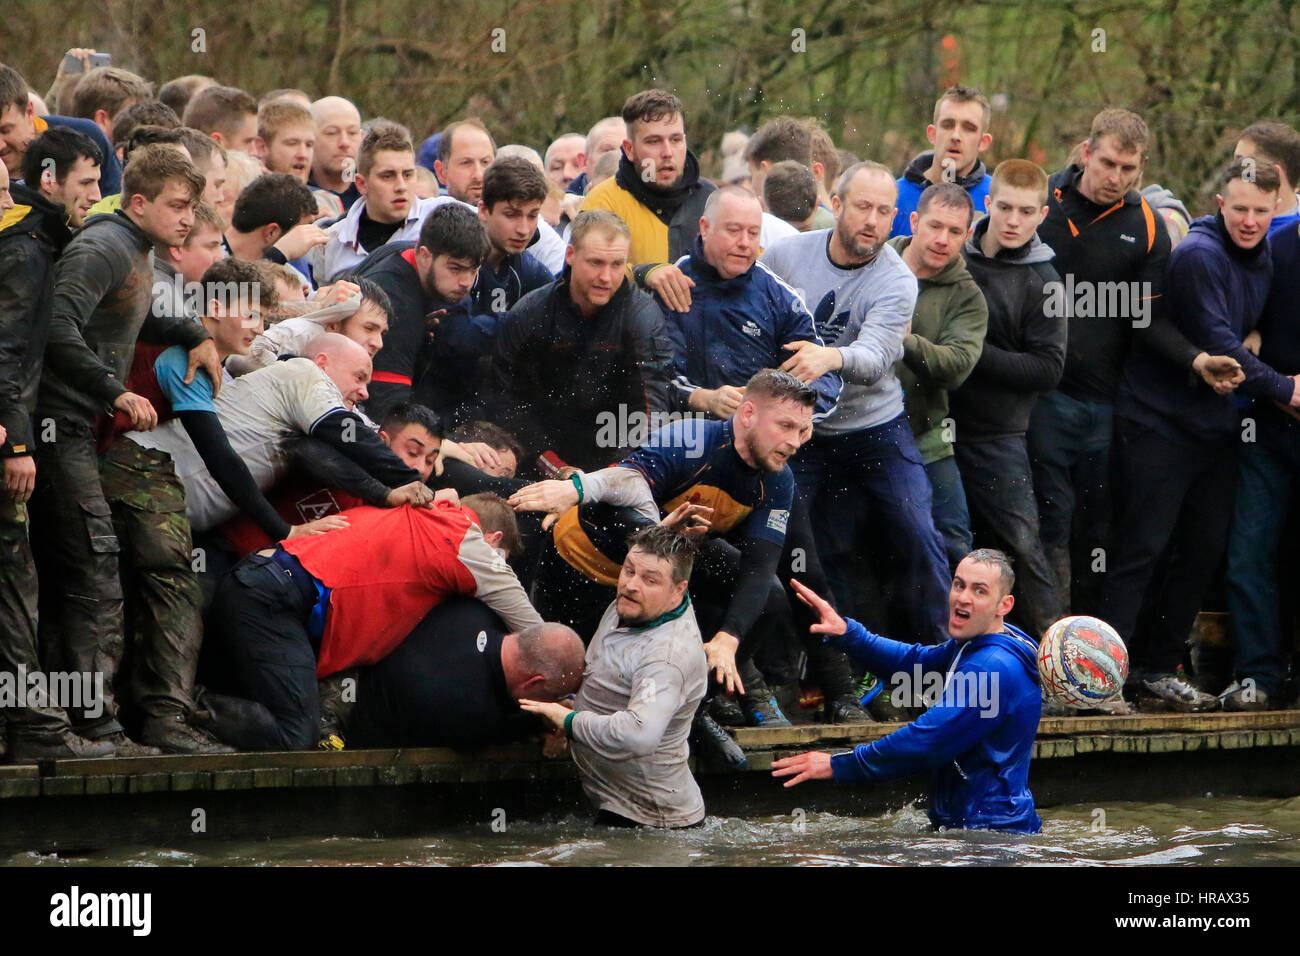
[1117,214,1289,443]
[1257,221,1300,377]
[830,619,1042,833]
[470,249,553,320]
[662,237,842,423]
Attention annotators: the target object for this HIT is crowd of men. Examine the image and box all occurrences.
[2,49,1299,831]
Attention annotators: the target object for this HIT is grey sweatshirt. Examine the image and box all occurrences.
[569,596,708,828]
[759,229,918,435]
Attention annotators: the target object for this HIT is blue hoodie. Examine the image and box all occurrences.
[829,619,1042,833]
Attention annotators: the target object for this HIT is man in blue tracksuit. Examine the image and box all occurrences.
[774,548,1042,833]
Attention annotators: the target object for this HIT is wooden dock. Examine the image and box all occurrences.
[2,710,1298,854]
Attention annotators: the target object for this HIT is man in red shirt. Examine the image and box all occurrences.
[197,492,543,750]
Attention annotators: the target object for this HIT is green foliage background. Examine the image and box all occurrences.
[6,0,1298,212]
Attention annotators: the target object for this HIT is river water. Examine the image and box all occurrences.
[8,795,1300,866]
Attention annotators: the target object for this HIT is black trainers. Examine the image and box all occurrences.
[709,694,746,727]
[738,660,792,728]
[142,715,236,754]
[826,694,873,724]
[690,709,747,770]
[10,731,116,762]
[99,732,164,758]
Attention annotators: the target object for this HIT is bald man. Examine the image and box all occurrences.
[127,333,432,536]
[310,96,364,212]
[545,133,586,192]
[347,598,585,748]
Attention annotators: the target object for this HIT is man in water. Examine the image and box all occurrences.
[772,548,1042,833]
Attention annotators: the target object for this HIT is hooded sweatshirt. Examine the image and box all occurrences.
[891,152,992,239]
[829,618,1042,833]
[1117,214,1287,444]
[888,235,989,463]
[949,218,1064,441]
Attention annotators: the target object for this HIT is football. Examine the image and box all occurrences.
[1038,615,1129,708]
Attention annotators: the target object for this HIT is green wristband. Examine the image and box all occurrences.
[569,472,584,504]
[563,710,577,739]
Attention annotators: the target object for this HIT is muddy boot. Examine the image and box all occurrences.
[690,704,747,770]
[98,731,163,757]
[10,730,116,761]
[141,714,236,754]
[738,659,792,728]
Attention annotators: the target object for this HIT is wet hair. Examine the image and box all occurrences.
[182,85,257,141]
[417,202,491,263]
[380,401,444,440]
[356,124,414,177]
[962,548,1015,597]
[111,100,181,150]
[461,492,523,556]
[1221,156,1281,194]
[21,127,103,187]
[622,89,685,135]
[481,156,549,210]
[742,368,817,408]
[626,523,699,584]
[1238,120,1300,189]
[122,144,205,204]
[934,85,992,132]
[744,117,813,168]
[231,172,317,234]
[916,182,976,227]
[452,420,525,462]
[989,159,1050,205]
[437,119,495,164]
[70,67,152,123]
[763,160,818,224]
[1087,107,1149,156]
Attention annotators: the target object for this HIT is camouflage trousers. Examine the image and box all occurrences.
[99,438,203,722]
[30,420,124,736]
[0,495,72,740]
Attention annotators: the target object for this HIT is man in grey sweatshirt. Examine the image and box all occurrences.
[522,524,708,828]
[760,162,951,645]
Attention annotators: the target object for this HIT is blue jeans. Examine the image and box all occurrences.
[1026,389,1114,615]
[925,454,973,571]
[955,435,1061,639]
[792,414,950,645]
[1225,410,1300,696]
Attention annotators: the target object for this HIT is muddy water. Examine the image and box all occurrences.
[8,795,1300,866]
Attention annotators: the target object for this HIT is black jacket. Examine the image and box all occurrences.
[950,218,1066,441]
[38,210,211,425]
[490,270,674,472]
[0,184,71,456]
[1038,165,1198,403]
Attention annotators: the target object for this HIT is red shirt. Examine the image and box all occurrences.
[219,479,365,556]
[281,501,541,677]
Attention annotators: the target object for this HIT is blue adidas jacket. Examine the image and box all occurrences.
[830,619,1042,833]
[661,236,842,423]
